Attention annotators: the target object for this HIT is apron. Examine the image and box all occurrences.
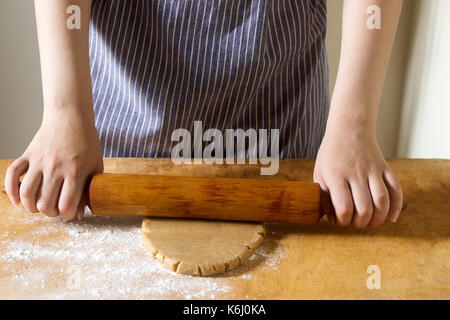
[89,0,329,159]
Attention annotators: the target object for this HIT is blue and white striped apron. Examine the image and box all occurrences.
[89,0,329,159]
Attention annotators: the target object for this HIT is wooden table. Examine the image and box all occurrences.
[0,158,449,299]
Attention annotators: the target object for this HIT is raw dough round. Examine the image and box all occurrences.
[142,218,265,276]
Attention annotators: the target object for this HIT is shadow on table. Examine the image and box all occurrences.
[211,226,284,278]
[73,209,142,229]
[271,188,450,241]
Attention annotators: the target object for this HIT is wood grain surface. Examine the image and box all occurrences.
[0,158,449,299]
[87,174,326,223]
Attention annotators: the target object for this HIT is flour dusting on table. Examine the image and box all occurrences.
[0,208,284,299]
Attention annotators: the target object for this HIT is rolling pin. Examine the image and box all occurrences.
[2,174,335,224]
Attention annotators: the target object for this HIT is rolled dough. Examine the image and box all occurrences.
[142,218,266,276]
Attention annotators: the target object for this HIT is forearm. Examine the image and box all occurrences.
[34,0,93,120]
[327,0,403,136]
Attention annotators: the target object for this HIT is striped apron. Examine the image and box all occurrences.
[89,0,329,159]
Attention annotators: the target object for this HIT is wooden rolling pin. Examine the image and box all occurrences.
[2,174,335,224]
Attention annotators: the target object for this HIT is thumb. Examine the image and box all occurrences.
[314,176,336,225]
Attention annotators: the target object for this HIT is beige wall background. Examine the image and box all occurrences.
[0,0,449,159]
[0,1,42,158]
[397,0,450,158]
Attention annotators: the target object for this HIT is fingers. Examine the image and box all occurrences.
[313,174,336,224]
[4,158,29,205]
[314,175,334,224]
[383,170,404,222]
[36,174,64,217]
[368,174,390,227]
[6,157,88,222]
[58,176,86,221]
[349,178,373,229]
[19,169,43,213]
[328,177,354,226]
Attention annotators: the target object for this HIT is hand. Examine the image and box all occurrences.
[4,106,103,221]
[313,121,403,228]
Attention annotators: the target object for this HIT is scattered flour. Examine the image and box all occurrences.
[0,208,284,299]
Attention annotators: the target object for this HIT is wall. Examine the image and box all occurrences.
[397,0,450,158]
[0,1,42,158]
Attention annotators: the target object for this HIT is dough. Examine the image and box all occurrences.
[142,218,265,276]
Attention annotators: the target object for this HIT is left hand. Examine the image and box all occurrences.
[313,121,404,228]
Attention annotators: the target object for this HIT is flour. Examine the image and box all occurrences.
[0,208,284,299]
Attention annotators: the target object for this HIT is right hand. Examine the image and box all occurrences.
[4,106,103,221]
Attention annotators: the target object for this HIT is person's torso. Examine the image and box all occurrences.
[89,0,329,159]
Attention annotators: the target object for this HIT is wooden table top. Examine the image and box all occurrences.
[0,158,449,299]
